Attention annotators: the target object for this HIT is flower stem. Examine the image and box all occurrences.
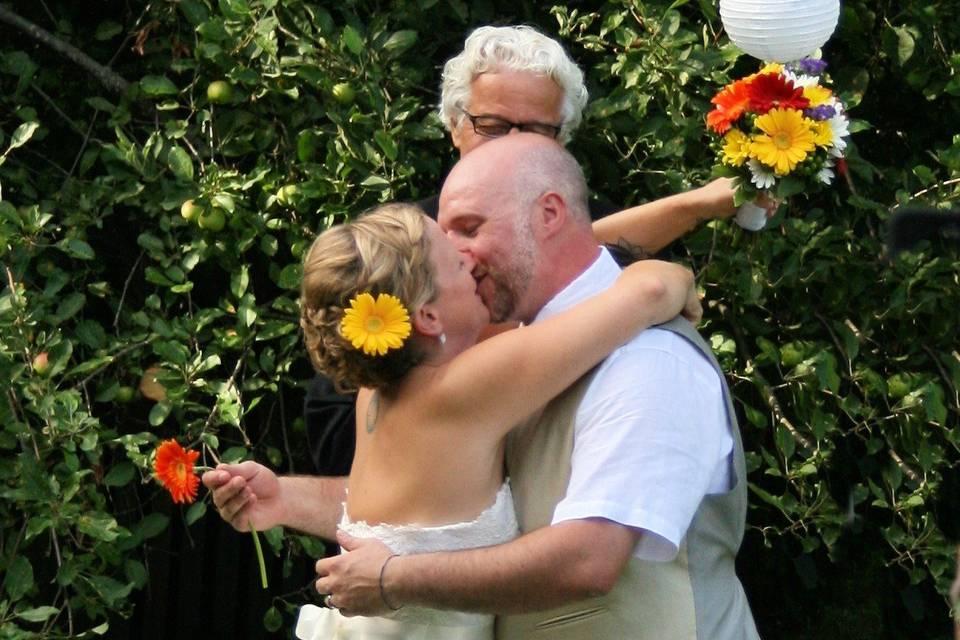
[249,520,268,589]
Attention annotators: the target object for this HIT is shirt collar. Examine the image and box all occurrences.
[533,247,620,323]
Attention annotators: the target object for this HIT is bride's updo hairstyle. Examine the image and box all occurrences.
[300,203,439,391]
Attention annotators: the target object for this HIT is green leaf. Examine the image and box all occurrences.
[277,263,302,290]
[8,121,39,151]
[135,513,169,540]
[15,606,59,623]
[342,25,364,56]
[140,75,179,97]
[167,146,193,181]
[381,30,417,56]
[148,401,171,426]
[373,131,398,161]
[893,26,915,66]
[231,265,250,299]
[61,238,96,260]
[3,555,34,600]
[104,462,136,487]
[125,559,149,589]
[77,512,122,542]
[95,20,123,41]
[264,606,283,631]
[360,174,390,190]
[87,575,134,607]
[180,0,210,24]
[774,424,796,461]
[54,293,86,323]
[185,501,207,525]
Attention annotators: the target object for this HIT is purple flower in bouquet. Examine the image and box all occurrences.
[788,57,829,76]
[804,104,837,121]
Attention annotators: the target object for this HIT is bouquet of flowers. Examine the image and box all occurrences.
[706,58,851,228]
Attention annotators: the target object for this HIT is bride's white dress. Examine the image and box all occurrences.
[295,482,519,640]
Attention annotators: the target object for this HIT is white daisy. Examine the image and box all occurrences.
[748,160,777,189]
[817,158,836,185]
[828,108,850,157]
[783,69,818,88]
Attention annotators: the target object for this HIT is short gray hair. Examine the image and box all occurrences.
[439,25,589,145]
[513,142,591,225]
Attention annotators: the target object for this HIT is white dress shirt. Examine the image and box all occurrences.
[534,248,734,561]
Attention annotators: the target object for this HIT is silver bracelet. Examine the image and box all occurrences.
[379,553,403,611]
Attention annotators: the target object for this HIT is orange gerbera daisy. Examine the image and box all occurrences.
[154,439,200,504]
[707,79,752,134]
[748,72,810,114]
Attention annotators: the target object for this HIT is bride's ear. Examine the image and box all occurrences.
[412,302,443,339]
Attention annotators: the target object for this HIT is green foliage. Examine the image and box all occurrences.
[1,0,958,636]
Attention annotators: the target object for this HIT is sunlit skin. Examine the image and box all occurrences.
[449,70,565,156]
[418,219,489,350]
[440,135,599,326]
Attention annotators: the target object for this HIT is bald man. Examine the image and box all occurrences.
[313,135,759,640]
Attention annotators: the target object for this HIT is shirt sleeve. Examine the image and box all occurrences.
[550,329,733,562]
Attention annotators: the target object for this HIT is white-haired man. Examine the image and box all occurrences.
[304,25,760,478]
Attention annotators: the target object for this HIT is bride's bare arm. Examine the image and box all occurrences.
[431,259,698,438]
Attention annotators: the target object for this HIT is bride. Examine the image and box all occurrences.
[285,202,699,639]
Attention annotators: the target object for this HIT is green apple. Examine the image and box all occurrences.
[37,260,56,277]
[276,184,300,207]
[32,352,49,375]
[331,82,355,105]
[207,80,234,104]
[115,385,136,403]
[180,199,203,222]
[198,208,226,231]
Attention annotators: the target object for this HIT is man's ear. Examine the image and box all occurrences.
[535,191,568,238]
[450,118,464,151]
[412,302,443,338]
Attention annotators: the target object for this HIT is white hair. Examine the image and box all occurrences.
[439,25,589,145]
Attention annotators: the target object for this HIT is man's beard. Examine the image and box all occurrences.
[482,227,537,323]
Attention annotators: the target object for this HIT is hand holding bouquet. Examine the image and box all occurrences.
[706,58,851,227]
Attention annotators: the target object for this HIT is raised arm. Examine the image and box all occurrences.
[592,178,737,255]
[429,259,698,439]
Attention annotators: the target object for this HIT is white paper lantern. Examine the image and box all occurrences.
[719,0,840,62]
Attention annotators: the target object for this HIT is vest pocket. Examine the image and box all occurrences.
[534,605,610,630]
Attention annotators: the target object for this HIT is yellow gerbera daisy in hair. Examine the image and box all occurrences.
[750,108,817,175]
[802,84,833,107]
[721,129,751,167]
[341,292,411,356]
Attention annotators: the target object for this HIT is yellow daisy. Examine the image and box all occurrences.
[811,120,834,148]
[340,292,411,356]
[721,129,751,167]
[803,84,833,107]
[750,108,817,175]
[745,62,784,82]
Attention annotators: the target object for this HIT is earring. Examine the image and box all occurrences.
[439,333,446,346]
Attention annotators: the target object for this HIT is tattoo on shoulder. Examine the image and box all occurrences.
[610,237,652,263]
[366,390,380,434]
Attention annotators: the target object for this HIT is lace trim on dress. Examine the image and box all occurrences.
[335,481,520,627]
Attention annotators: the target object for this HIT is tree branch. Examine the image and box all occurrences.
[0,5,130,94]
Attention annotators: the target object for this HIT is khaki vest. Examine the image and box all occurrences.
[498,317,759,640]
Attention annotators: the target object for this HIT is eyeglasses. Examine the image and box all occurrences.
[460,110,562,140]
